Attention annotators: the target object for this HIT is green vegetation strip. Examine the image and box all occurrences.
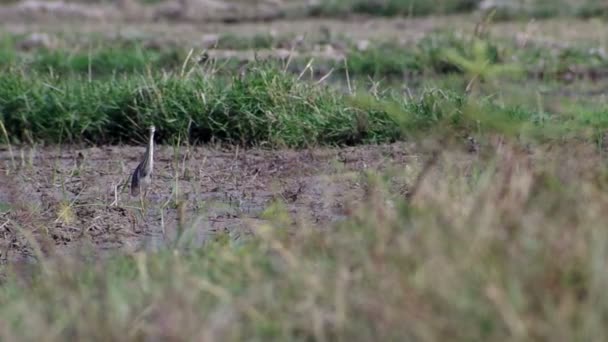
[3,32,608,80]
[308,0,608,19]
[0,65,402,146]
[0,39,186,76]
[1,61,607,147]
[309,0,479,17]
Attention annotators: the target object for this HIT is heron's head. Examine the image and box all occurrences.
[149,125,156,134]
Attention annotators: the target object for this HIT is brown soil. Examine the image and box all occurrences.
[0,142,416,263]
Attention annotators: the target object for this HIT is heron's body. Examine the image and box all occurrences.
[131,126,155,197]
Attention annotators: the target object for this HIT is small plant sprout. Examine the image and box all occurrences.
[442,37,523,96]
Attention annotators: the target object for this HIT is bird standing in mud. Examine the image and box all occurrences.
[131,125,156,204]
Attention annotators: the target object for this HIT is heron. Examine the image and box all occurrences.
[131,125,156,202]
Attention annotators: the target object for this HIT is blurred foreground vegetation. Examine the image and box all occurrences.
[2,131,608,340]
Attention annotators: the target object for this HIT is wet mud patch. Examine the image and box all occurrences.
[0,142,415,262]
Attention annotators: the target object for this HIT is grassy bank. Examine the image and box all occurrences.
[0,64,400,146]
[2,140,608,340]
[1,61,607,147]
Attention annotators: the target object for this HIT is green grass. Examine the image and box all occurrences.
[213,33,280,50]
[307,0,608,19]
[308,0,480,17]
[1,60,608,147]
[27,46,184,75]
[2,30,608,82]
[488,0,608,20]
[1,28,607,148]
[0,64,402,146]
[0,36,186,76]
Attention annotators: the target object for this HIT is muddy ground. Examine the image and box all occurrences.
[0,142,417,262]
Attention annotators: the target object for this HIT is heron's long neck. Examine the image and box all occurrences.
[147,132,154,166]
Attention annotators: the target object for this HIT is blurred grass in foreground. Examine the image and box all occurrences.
[2,139,608,340]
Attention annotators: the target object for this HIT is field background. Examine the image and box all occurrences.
[2,0,608,341]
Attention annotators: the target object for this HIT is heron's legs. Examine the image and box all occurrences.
[139,187,147,211]
[139,192,144,211]
[139,186,151,211]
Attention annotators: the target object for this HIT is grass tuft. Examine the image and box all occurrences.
[0,63,403,146]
